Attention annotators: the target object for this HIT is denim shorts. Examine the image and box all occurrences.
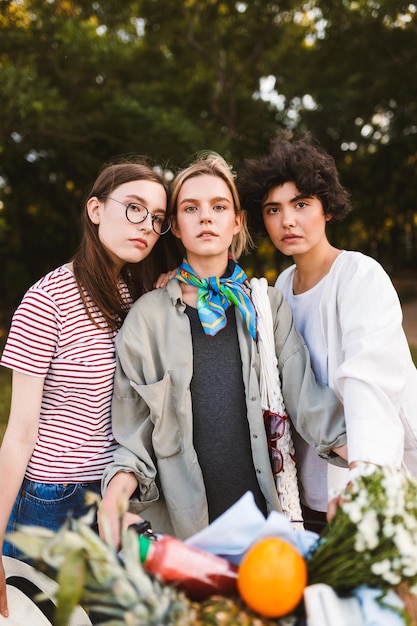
[3,478,102,558]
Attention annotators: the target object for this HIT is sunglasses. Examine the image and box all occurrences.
[263,409,288,476]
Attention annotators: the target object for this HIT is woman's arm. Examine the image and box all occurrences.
[98,471,141,548]
[331,257,411,466]
[153,268,178,289]
[100,304,162,546]
[0,371,44,618]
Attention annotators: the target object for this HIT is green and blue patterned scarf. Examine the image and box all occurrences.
[175,256,257,339]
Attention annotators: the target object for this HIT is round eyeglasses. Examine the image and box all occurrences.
[108,197,171,235]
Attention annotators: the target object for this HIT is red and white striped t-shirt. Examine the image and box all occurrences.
[1,265,121,482]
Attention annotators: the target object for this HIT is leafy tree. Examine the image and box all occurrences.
[0,0,206,317]
[0,0,416,323]
[267,1,417,269]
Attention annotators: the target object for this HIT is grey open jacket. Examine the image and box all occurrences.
[102,279,346,539]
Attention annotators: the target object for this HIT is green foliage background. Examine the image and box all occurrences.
[1,0,417,437]
[0,0,416,328]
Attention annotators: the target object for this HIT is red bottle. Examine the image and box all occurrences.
[138,533,238,601]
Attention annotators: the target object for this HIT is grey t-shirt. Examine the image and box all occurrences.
[186,304,267,520]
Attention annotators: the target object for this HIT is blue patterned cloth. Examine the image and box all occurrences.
[175,257,257,339]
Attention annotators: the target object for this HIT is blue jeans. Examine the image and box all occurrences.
[3,478,102,558]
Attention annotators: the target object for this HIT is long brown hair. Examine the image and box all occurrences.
[72,157,181,333]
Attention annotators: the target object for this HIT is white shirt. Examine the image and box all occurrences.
[276,250,417,476]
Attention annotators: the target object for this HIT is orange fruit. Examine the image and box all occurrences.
[237,537,307,618]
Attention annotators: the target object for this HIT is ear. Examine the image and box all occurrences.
[233,211,243,234]
[325,214,333,223]
[171,217,182,240]
[87,197,102,224]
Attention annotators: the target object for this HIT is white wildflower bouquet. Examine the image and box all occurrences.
[306,465,417,605]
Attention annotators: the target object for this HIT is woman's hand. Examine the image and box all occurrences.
[153,269,178,289]
[327,494,343,522]
[98,502,144,549]
[332,443,348,460]
[98,496,123,549]
[327,461,378,522]
[98,472,139,549]
[121,512,145,532]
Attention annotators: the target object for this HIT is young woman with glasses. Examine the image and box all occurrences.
[0,157,181,619]
[98,152,347,548]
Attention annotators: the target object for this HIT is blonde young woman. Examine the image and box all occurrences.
[0,158,179,618]
[99,152,346,547]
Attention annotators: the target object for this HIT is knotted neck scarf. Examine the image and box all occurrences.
[175,256,257,339]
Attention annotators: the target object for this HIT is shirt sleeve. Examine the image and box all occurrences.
[101,303,160,506]
[331,259,410,466]
[1,288,60,376]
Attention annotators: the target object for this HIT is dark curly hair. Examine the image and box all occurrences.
[236,132,353,234]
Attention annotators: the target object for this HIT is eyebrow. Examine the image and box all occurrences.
[178,196,232,205]
[124,195,167,213]
[262,193,311,209]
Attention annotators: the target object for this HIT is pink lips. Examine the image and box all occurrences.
[130,238,148,248]
[198,230,217,238]
[282,234,301,242]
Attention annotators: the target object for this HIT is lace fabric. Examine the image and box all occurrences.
[250,277,304,530]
